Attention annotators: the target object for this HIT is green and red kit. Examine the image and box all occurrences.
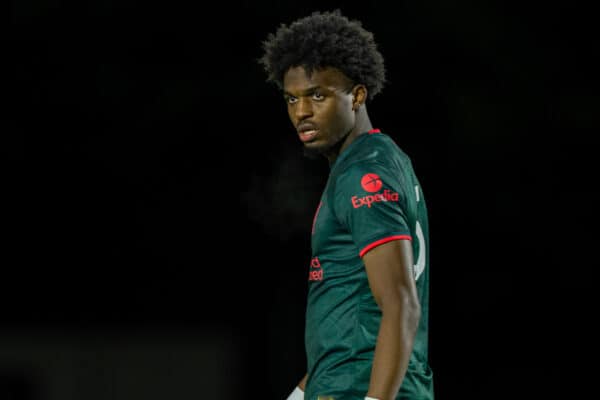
[305,130,434,400]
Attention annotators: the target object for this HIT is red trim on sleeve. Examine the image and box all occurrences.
[368,128,381,134]
[359,235,412,257]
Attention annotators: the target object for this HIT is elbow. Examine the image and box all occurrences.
[410,297,421,328]
[380,291,421,328]
[403,293,421,329]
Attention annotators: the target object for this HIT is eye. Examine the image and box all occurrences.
[312,91,324,101]
[286,96,298,104]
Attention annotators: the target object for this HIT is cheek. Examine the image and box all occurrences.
[323,98,351,121]
[286,105,295,121]
[333,100,355,127]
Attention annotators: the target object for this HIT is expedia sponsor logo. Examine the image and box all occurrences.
[361,173,383,192]
[354,173,399,208]
[351,189,399,208]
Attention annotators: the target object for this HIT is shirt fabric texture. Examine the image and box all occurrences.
[305,130,434,400]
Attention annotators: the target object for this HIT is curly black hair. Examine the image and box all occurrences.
[259,9,386,100]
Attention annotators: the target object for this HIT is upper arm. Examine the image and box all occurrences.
[331,160,419,308]
[362,239,418,311]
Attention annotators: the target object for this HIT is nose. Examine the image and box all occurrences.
[294,97,313,120]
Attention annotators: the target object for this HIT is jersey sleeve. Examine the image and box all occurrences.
[333,160,412,257]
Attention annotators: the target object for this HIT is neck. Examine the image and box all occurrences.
[326,107,373,165]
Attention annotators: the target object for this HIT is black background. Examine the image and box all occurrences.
[3,0,597,399]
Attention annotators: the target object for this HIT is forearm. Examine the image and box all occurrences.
[367,300,420,400]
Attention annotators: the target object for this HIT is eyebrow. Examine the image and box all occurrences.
[283,86,322,97]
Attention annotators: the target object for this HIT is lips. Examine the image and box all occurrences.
[299,129,318,142]
[297,123,318,143]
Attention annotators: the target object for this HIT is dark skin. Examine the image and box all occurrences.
[283,65,370,164]
[283,66,421,400]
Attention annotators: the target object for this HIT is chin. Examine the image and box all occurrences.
[302,141,329,159]
[303,135,345,160]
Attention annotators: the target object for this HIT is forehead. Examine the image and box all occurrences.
[283,66,352,93]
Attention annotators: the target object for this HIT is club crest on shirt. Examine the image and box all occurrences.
[352,173,399,208]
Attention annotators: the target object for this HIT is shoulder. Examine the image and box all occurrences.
[329,132,416,197]
[336,132,410,177]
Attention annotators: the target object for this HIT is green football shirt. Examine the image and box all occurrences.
[305,130,434,400]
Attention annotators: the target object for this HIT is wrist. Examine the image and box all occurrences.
[286,386,304,400]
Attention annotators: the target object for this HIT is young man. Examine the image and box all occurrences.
[259,10,434,400]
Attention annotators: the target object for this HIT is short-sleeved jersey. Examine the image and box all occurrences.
[305,130,434,400]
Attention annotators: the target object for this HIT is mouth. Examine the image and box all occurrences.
[298,129,318,143]
[297,122,319,143]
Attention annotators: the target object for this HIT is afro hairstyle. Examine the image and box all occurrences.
[259,9,386,101]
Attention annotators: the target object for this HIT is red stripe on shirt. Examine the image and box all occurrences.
[359,235,412,257]
[368,128,381,134]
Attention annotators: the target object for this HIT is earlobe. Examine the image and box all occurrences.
[352,84,367,111]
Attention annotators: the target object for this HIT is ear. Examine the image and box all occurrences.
[351,84,368,111]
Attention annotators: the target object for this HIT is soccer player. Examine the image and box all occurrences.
[259,10,434,400]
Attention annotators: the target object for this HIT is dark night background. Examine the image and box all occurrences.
[2,0,597,399]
